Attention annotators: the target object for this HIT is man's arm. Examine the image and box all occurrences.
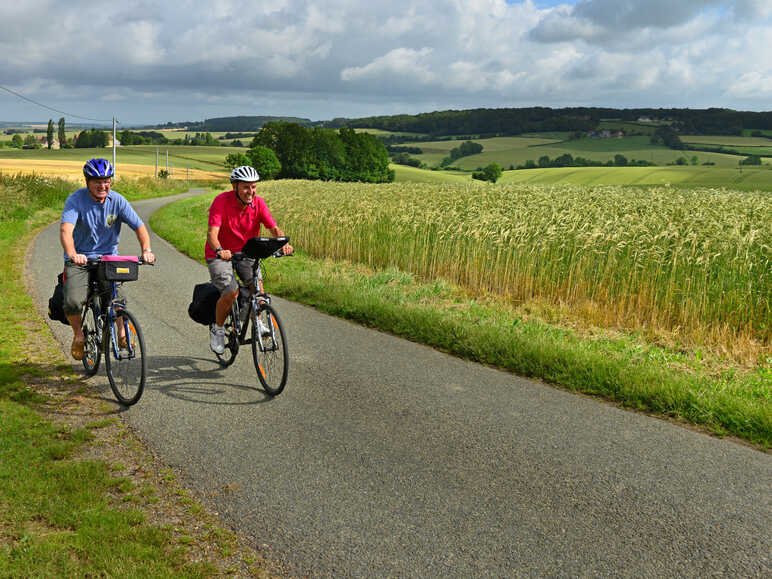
[60,222,86,265]
[134,225,155,263]
[207,225,231,260]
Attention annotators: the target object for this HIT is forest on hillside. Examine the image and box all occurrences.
[335,107,772,137]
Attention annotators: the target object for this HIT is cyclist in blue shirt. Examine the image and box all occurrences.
[60,158,155,360]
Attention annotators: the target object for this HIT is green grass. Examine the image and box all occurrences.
[150,187,771,448]
[0,174,222,576]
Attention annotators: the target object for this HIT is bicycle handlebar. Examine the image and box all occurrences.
[71,257,156,267]
[232,249,291,261]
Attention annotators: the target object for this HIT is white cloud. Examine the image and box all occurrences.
[341,48,437,85]
[0,0,769,123]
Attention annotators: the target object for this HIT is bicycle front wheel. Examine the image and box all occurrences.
[104,308,146,406]
[81,298,102,376]
[251,304,288,396]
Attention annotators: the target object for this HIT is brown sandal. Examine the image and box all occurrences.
[71,338,85,360]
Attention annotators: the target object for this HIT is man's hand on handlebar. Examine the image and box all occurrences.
[281,243,294,255]
[68,253,88,265]
[217,249,233,260]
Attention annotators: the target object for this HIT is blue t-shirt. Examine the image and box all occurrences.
[61,188,144,259]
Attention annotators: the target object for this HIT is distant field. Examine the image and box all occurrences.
[390,164,471,183]
[407,135,749,170]
[681,135,772,147]
[355,128,429,138]
[498,165,772,190]
[0,158,224,181]
[0,145,235,175]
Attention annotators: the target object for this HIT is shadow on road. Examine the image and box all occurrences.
[146,355,275,405]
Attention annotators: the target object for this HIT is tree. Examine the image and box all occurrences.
[614,154,628,166]
[11,134,23,148]
[46,119,54,149]
[74,129,108,148]
[739,155,761,166]
[58,117,66,147]
[224,152,250,171]
[473,162,502,183]
[246,146,281,180]
[24,134,39,148]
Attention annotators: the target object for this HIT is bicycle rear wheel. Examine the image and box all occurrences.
[104,308,146,406]
[251,304,288,395]
[81,298,102,376]
[215,304,239,366]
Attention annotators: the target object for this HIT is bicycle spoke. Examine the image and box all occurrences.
[252,304,288,395]
[104,309,146,405]
[80,301,101,376]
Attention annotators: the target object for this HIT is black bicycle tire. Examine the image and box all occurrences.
[81,297,102,376]
[251,303,288,396]
[104,308,146,406]
[215,303,239,366]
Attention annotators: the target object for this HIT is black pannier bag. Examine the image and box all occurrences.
[188,282,220,325]
[48,272,70,325]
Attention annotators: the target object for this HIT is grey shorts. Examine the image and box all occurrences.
[207,257,261,295]
[63,261,122,315]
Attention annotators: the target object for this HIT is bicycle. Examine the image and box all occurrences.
[213,236,290,396]
[78,255,152,406]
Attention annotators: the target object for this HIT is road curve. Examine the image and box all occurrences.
[29,191,770,577]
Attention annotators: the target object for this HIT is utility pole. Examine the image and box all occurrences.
[112,117,117,177]
[155,148,158,177]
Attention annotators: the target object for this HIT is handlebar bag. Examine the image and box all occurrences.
[98,255,140,282]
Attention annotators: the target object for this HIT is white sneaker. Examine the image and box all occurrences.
[210,325,225,354]
[257,318,271,337]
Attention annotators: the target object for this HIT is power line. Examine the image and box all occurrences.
[0,84,113,123]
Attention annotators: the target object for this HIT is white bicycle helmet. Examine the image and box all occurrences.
[230,165,260,182]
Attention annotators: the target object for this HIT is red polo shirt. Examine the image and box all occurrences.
[205,190,277,259]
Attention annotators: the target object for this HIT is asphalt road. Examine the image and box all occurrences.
[29,190,771,577]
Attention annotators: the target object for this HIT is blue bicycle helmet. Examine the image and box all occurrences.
[83,158,114,179]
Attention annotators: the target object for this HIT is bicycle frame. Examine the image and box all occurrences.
[84,261,138,360]
[230,257,277,350]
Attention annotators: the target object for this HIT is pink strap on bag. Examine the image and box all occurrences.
[101,255,139,262]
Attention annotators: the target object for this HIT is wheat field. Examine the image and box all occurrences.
[255,180,770,358]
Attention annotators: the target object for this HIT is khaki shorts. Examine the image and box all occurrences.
[206,257,261,295]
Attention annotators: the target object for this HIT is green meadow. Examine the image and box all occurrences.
[410,135,758,170]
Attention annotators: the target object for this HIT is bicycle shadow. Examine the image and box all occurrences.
[145,355,276,406]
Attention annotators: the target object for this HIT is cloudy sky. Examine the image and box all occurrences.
[1,0,770,126]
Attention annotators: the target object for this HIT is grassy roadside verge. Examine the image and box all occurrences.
[1,174,277,576]
[151,192,770,449]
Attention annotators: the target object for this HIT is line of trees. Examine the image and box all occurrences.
[515,154,657,170]
[239,122,393,182]
[440,140,484,167]
[74,129,109,148]
[342,107,772,138]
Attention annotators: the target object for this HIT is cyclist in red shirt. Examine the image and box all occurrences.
[206,166,293,354]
